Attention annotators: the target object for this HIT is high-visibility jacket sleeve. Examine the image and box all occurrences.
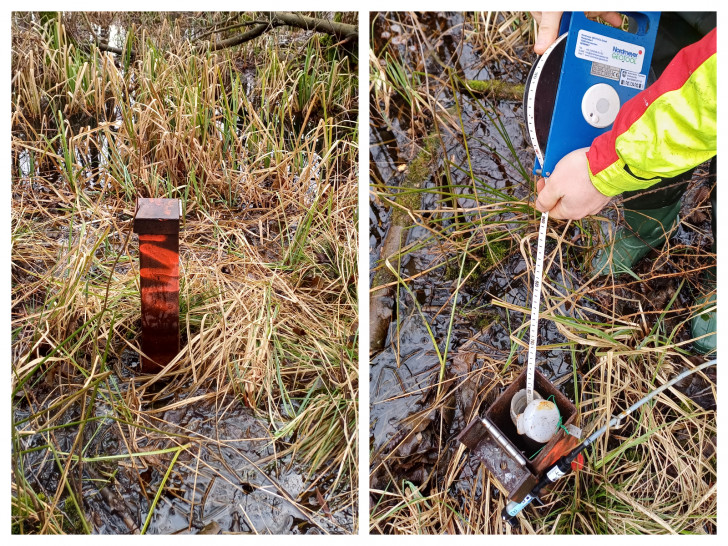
[586,28,716,197]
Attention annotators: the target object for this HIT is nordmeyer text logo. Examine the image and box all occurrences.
[612,47,641,64]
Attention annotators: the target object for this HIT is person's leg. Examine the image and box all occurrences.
[594,13,715,274]
[592,171,693,274]
[690,158,716,354]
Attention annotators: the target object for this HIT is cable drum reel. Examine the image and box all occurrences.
[457,11,661,525]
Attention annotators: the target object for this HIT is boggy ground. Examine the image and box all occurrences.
[369,12,715,534]
[11,12,358,534]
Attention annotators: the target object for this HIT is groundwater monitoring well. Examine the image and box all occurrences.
[133,198,181,373]
[457,369,581,502]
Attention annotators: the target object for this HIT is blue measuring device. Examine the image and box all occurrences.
[526,12,661,176]
[521,10,661,447]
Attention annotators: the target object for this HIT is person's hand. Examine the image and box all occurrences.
[534,147,611,220]
[531,12,625,55]
[532,12,564,55]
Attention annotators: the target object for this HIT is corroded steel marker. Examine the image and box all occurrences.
[133,198,181,373]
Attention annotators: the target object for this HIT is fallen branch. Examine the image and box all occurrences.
[205,12,357,52]
[370,138,437,352]
[370,222,407,353]
[206,20,283,52]
[193,13,245,42]
[270,12,357,41]
[77,12,357,58]
[94,41,123,55]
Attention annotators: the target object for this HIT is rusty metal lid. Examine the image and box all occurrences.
[133,198,181,235]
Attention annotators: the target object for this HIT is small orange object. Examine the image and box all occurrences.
[571,453,585,472]
[532,431,581,475]
[133,198,181,373]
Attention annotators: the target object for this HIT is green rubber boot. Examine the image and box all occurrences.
[691,266,716,355]
[593,200,682,275]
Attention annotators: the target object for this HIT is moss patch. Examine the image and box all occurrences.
[464,79,525,101]
[391,135,439,225]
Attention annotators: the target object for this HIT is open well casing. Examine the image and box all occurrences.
[457,369,579,502]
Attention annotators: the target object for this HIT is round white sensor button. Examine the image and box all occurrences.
[582,83,620,128]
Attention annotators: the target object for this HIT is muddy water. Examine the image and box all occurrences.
[15,394,350,534]
[14,350,351,534]
[370,315,443,451]
[142,398,347,535]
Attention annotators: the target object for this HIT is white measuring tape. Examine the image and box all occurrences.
[525,33,567,173]
[526,210,548,405]
[523,35,565,406]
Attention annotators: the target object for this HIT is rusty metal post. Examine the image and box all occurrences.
[133,198,181,373]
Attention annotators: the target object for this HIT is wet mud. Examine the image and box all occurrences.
[14,376,351,534]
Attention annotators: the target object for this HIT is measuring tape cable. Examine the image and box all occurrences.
[523,34,566,406]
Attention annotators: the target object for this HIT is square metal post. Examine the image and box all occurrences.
[133,198,181,373]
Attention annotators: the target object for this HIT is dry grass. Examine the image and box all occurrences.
[12,12,357,534]
[369,11,716,535]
